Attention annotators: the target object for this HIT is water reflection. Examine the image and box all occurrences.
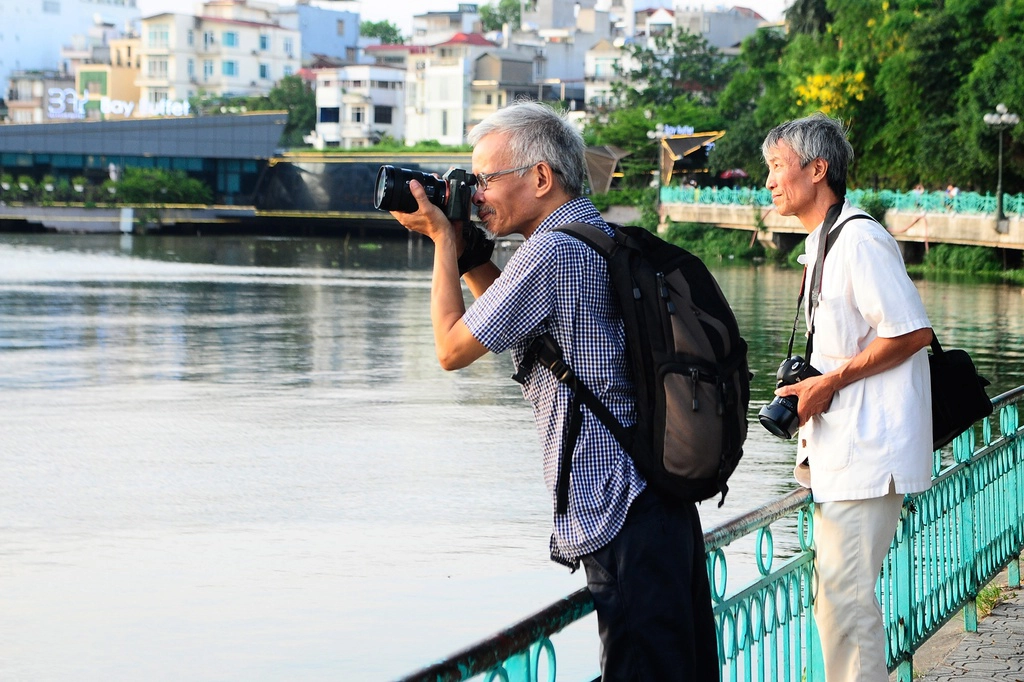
[0,232,1021,681]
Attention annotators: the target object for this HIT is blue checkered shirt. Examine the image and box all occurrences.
[462,197,647,568]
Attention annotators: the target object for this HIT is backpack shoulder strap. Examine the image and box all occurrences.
[512,340,633,515]
[554,221,618,256]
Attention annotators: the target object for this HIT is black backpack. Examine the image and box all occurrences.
[513,223,750,512]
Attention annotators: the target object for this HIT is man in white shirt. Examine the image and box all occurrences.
[762,112,934,682]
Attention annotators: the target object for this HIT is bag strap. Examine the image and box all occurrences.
[785,207,870,360]
[513,333,632,515]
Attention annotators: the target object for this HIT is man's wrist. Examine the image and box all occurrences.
[457,223,494,275]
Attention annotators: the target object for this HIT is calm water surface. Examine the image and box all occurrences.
[1,233,1022,681]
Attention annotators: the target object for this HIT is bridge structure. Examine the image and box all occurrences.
[397,386,1024,682]
[658,186,1024,253]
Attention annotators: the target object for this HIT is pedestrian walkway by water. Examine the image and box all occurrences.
[913,576,1023,682]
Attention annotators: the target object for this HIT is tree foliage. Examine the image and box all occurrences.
[243,75,316,148]
[360,20,404,45]
[479,0,521,32]
[611,28,733,108]
[559,1,1024,196]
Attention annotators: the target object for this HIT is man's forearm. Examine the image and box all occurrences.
[430,233,466,349]
[830,326,933,392]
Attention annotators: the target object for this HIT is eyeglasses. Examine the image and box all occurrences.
[474,164,537,192]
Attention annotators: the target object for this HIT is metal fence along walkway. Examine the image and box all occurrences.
[661,185,1024,217]
[397,386,1024,682]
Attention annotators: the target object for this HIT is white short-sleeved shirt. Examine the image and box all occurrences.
[797,200,933,502]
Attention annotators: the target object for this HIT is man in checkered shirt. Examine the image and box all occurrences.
[389,101,718,681]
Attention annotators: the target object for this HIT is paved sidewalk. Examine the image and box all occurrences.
[913,580,1024,682]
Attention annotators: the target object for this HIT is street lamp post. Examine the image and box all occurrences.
[983,102,1020,232]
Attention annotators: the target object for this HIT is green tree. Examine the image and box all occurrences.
[360,20,404,45]
[114,168,213,204]
[245,75,316,148]
[479,0,521,32]
[784,0,832,35]
[611,28,732,108]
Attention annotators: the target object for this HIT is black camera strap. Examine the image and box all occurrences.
[786,203,869,360]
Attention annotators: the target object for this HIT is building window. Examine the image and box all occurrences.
[336,20,345,35]
[352,107,364,123]
[222,31,239,48]
[283,38,294,56]
[442,110,448,136]
[283,66,293,77]
[374,106,392,124]
[319,107,340,123]
[43,1,60,13]
[148,24,170,48]
[187,30,194,47]
[485,94,492,105]
[203,31,215,50]
[187,59,195,79]
[259,64,270,79]
[260,34,270,50]
[147,59,168,78]
[203,60,214,79]
[222,61,238,77]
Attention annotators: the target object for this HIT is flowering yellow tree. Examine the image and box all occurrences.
[794,71,868,122]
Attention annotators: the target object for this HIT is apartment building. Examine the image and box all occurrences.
[675,5,767,53]
[5,70,77,124]
[277,1,361,63]
[75,37,143,120]
[405,32,497,146]
[411,4,482,46]
[138,0,301,112]
[469,51,537,125]
[0,0,141,100]
[311,64,405,148]
[583,38,620,110]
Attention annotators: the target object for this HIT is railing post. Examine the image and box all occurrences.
[956,431,980,632]
[893,502,915,681]
[807,609,825,682]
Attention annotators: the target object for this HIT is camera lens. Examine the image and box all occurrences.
[374,165,393,211]
[373,165,448,214]
[758,395,800,439]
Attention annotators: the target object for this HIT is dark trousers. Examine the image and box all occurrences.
[582,490,719,682]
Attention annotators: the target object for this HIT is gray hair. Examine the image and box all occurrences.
[762,112,854,197]
[468,100,586,198]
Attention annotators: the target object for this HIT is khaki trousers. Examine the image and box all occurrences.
[813,488,903,682]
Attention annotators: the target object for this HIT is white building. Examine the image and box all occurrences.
[404,32,497,146]
[137,0,301,111]
[310,63,405,148]
[583,38,621,110]
[0,0,141,100]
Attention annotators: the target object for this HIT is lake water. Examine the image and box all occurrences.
[1,232,1022,681]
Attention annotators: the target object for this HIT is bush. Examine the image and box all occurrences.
[857,190,889,226]
[922,243,1001,273]
[662,220,764,261]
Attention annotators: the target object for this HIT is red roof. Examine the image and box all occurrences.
[435,32,496,47]
[364,44,429,54]
[731,6,767,20]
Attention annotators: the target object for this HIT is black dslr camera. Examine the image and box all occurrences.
[373,165,477,223]
[758,356,821,439]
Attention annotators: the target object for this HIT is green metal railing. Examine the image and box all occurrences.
[398,387,1024,682]
[661,185,1024,217]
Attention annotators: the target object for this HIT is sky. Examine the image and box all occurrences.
[136,1,791,39]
